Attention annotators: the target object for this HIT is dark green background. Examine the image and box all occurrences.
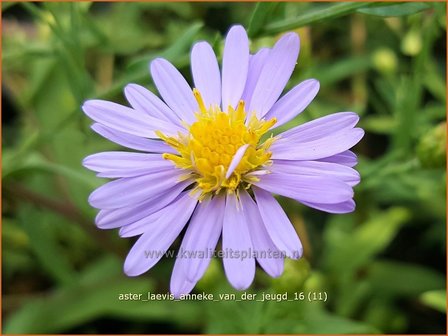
[2,2,446,334]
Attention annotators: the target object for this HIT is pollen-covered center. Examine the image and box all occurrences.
[157,89,276,199]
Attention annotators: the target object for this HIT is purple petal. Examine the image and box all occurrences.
[150,58,197,124]
[90,123,176,154]
[318,150,358,167]
[95,181,190,229]
[82,100,182,138]
[240,189,284,277]
[119,207,165,238]
[170,256,197,298]
[119,191,194,238]
[248,32,300,118]
[83,152,172,178]
[241,48,270,105]
[301,199,356,214]
[191,41,221,108]
[178,196,225,283]
[254,172,353,204]
[123,192,197,276]
[100,207,156,232]
[264,79,320,128]
[222,193,255,290]
[225,144,250,179]
[88,169,182,209]
[221,25,249,110]
[253,187,302,259]
[124,84,181,126]
[279,112,359,141]
[271,128,364,160]
[271,160,360,186]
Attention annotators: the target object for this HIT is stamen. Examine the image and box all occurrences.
[193,88,207,114]
[159,89,276,199]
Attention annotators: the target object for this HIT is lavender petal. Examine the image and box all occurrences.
[264,79,320,128]
[222,193,255,290]
[253,187,303,259]
[248,32,300,118]
[221,25,249,110]
[150,58,197,124]
[191,41,221,108]
[123,192,197,276]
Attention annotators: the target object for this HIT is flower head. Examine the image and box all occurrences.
[82,25,363,297]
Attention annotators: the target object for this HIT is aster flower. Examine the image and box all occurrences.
[82,25,363,297]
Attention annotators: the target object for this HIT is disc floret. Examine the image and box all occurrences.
[158,89,276,199]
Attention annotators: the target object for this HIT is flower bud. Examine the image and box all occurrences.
[372,48,397,75]
[417,122,446,169]
[401,30,422,56]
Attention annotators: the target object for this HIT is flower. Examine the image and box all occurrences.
[82,25,363,297]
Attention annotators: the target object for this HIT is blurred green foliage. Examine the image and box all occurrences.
[2,2,446,334]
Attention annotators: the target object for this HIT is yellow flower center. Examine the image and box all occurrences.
[157,89,276,199]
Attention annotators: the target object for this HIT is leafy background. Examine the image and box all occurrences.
[2,1,446,334]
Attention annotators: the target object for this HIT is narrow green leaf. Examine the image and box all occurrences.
[247,2,280,38]
[424,66,447,103]
[3,152,98,189]
[20,2,47,21]
[262,2,375,35]
[95,22,202,101]
[2,2,17,11]
[361,115,398,135]
[2,45,55,66]
[126,22,203,70]
[18,207,77,286]
[357,2,431,17]
[420,290,447,313]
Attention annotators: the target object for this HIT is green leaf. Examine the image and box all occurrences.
[4,255,204,333]
[423,65,447,103]
[247,3,280,38]
[368,260,445,297]
[361,115,398,134]
[160,22,204,61]
[100,22,203,101]
[4,257,151,333]
[17,206,77,286]
[357,2,431,17]
[363,299,408,333]
[126,22,203,71]
[299,310,380,334]
[259,300,379,334]
[2,2,17,11]
[324,208,410,273]
[262,2,376,35]
[3,152,98,189]
[2,44,55,67]
[106,298,203,326]
[420,290,447,313]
